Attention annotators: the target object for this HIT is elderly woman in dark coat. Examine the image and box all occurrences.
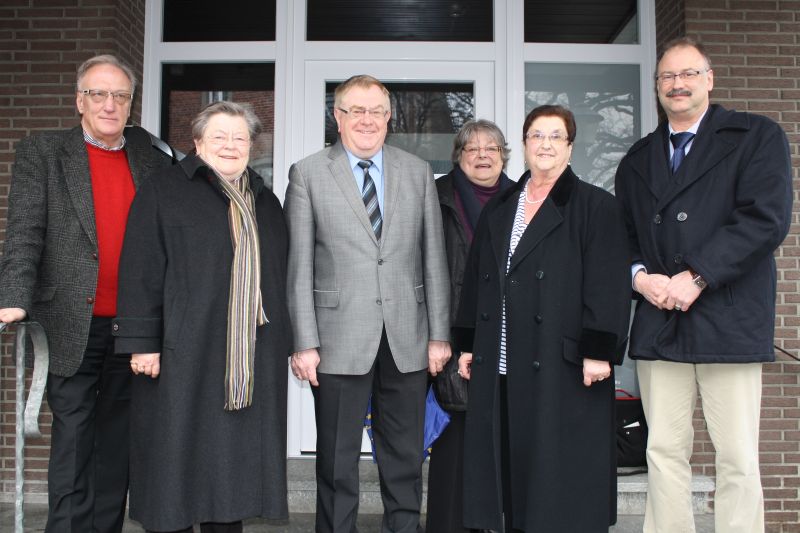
[426,119,513,533]
[455,105,631,532]
[113,101,291,533]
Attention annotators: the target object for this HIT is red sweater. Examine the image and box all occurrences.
[86,142,135,317]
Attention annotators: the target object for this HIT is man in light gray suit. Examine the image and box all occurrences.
[286,75,451,533]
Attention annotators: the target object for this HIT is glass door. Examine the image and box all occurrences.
[289,60,495,455]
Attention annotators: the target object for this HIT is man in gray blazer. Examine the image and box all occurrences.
[286,75,450,532]
[0,55,173,532]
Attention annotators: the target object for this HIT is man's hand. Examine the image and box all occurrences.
[582,358,611,387]
[131,353,161,378]
[0,308,27,323]
[634,271,671,309]
[457,352,473,381]
[663,270,703,312]
[291,348,321,386]
[427,340,451,376]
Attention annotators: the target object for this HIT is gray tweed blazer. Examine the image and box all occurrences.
[0,125,173,376]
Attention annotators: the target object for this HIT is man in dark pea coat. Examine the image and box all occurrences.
[0,55,173,532]
[615,37,792,533]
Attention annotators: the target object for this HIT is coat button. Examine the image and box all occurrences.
[474,355,483,364]
[378,259,384,265]
[92,252,98,260]
[673,254,683,264]
[375,299,382,305]
[534,315,543,324]
[509,279,518,286]
[532,361,541,370]
[112,323,119,331]
[86,297,94,304]
[653,214,662,224]
[483,273,490,281]
[535,270,544,280]
[481,313,490,321]
[677,212,688,222]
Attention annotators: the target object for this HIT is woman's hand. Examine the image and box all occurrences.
[582,358,611,387]
[131,353,161,378]
[458,352,473,380]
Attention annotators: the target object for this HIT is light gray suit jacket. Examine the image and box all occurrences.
[285,142,450,375]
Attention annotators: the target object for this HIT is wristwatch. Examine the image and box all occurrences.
[689,269,707,290]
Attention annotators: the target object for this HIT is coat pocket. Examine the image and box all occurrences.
[414,284,425,303]
[561,336,582,366]
[313,289,339,308]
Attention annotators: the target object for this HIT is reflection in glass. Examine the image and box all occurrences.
[524,0,638,44]
[325,82,474,174]
[525,63,640,192]
[162,64,275,189]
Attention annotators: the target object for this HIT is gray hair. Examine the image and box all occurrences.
[451,119,511,168]
[190,101,263,141]
[76,54,137,92]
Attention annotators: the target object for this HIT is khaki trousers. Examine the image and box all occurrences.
[637,360,764,533]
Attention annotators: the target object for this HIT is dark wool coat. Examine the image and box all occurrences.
[452,167,631,533]
[0,126,173,376]
[614,104,792,363]
[113,155,291,531]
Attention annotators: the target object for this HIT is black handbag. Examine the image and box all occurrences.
[616,389,649,470]
[434,354,468,412]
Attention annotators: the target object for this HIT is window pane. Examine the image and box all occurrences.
[308,0,492,42]
[524,0,638,44]
[163,0,275,42]
[162,63,275,188]
[525,63,640,192]
[326,82,474,174]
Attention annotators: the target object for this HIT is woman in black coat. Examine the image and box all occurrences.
[426,119,514,533]
[113,101,291,533]
[455,105,631,532]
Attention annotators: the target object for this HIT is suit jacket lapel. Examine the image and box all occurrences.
[381,147,400,241]
[327,143,380,246]
[62,127,97,247]
[508,200,563,273]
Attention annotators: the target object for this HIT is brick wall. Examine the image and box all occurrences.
[0,0,147,501]
[656,0,800,530]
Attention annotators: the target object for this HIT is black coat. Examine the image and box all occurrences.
[113,155,291,530]
[453,167,631,532]
[614,104,793,363]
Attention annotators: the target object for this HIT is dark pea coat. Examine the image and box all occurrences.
[113,154,291,531]
[452,166,631,532]
[614,104,792,363]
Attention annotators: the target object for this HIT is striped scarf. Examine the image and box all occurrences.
[215,169,268,410]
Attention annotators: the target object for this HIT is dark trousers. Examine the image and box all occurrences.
[312,331,427,533]
[146,521,243,533]
[45,317,131,533]
[425,410,470,533]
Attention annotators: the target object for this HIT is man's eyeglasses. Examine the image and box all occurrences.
[655,69,709,85]
[80,89,133,105]
[462,145,502,157]
[525,131,569,145]
[337,106,388,120]
[205,133,251,148]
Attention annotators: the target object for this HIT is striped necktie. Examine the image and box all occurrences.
[358,160,382,239]
[670,132,695,174]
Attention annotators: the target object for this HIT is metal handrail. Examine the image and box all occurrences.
[1,321,50,533]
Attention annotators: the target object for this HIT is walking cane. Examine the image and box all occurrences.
[1,321,49,533]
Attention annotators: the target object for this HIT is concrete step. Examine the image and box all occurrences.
[288,458,716,516]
